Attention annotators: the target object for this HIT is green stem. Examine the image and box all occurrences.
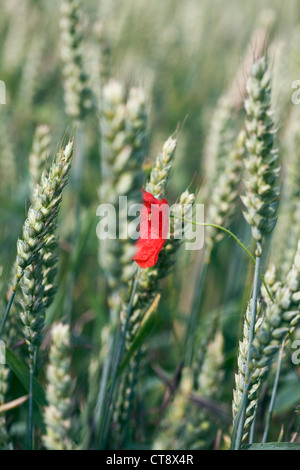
[116,349,142,449]
[249,409,257,444]
[99,268,140,449]
[172,215,273,303]
[172,215,255,261]
[232,254,262,450]
[171,215,275,447]
[27,347,37,450]
[262,340,285,444]
[94,330,115,445]
[0,278,19,339]
[124,349,142,435]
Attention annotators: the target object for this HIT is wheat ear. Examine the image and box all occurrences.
[29,125,50,200]
[234,241,300,441]
[60,0,92,120]
[232,56,280,449]
[43,323,74,450]
[0,141,74,341]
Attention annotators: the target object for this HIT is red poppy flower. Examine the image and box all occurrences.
[133,190,169,269]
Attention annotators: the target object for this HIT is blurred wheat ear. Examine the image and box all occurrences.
[43,322,74,450]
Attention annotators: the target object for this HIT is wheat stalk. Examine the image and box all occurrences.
[95,80,148,446]
[234,241,300,441]
[113,189,195,447]
[0,140,74,340]
[232,56,280,449]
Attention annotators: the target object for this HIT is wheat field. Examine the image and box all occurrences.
[0,0,300,451]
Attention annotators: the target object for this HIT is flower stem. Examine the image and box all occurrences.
[171,215,273,303]
[262,340,285,444]
[99,268,140,449]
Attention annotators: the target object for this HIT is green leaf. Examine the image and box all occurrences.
[119,295,160,375]
[243,442,300,450]
[45,206,96,326]
[273,373,300,414]
[5,348,46,408]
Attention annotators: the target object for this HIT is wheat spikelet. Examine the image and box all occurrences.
[203,95,235,186]
[272,107,300,278]
[93,21,111,86]
[18,35,45,108]
[99,79,147,311]
[0,113,16,191]
[43,323,74,450]
[205,130,245,261]
[145,135,177,199]
[29,125,51,199]
[241,56,280,256]
[234,241,300,440]
[60,0,92,119]
[16,140,74,281]
[19,254,46,361]
[232,300,263,439]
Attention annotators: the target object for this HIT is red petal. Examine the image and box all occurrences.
[133,238,166,268]
[133,190,169,269]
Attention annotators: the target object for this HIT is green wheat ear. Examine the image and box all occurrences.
[60,0,93,120]
[145,134,177,199]
[43,323,74,450]
[16,140,74,281]
[19,127,60,358]
[29,125,51,200]
[272,106,300,278]
[93,21,111,87]
[232,299,263,441]
[234,240,300,441]
[203,95,235,186]
[99,79,148,308]
[15,139,73,367]
[205,129,245,262]
[241,56,280,257]
[231,56,280,450]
